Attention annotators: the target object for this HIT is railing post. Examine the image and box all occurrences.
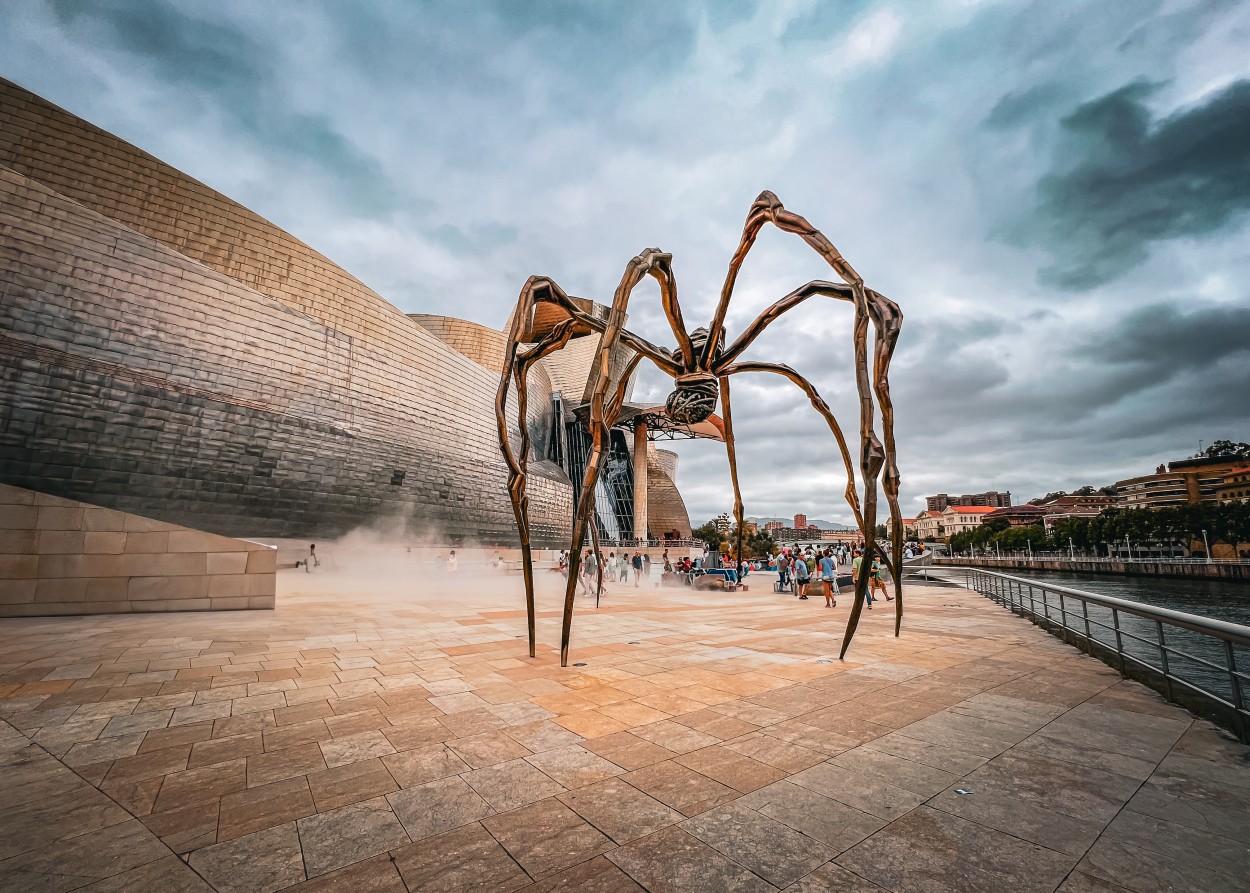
[1225,639,1245,720]
[1157,621,1173,700]
[1113,609,1125,672]
[1082,600,1091,640]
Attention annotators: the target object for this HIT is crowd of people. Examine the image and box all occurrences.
[774,543,904,609]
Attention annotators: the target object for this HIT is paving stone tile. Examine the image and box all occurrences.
[583,731,677,770]
[387,775,493,841]
[462,756,567,811]
[62,733,144,767]
[382,716,453,750]
[559,776,684,844]
[783,861,889,892]
[72,854,215,892]
[246,741,327,787]
[189,731,265,768]
[837,805,1072,893]
[393,822,530,892]
[628,720,720,754]
[525,744,625,789]
[623,760,739,817]
[607,825,775,893]
[152,758,247,813]
[788,760,925,820]
[306,756,400,812]
[484,798,614,878]
[737,780,886,853]
[274,853,408,892]
[218,776,316,841]
[683,801,834,888]
[142,799,220,853]
[381,742,470,788]
[514,854,645,892]
[675,745,787,794]
[447,729,532,768]
[188,821,305,893]
[296,796,410,877]
[504,719,585,753]
[318,729,396,768]
[263,719,331,752]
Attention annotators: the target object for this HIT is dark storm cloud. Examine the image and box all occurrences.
[1030,79,1250,289]
[1091,302,1250,368]
[48,0,402,215]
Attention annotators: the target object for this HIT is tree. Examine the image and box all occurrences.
[1029,491,1068,505]
[1194,439,1250,459]
[691,521,724,548]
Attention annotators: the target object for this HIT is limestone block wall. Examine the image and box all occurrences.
[0,483,275,617]
[0,77,574,547]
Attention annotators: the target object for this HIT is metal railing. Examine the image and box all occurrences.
[940,555,1250,566]
[955,567,1250,741]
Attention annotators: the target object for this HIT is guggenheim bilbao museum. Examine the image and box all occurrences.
[0,77,709,557]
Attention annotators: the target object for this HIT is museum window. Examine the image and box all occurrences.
[390,469,406,486]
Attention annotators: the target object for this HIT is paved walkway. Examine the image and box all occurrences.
[1,565,1247,892]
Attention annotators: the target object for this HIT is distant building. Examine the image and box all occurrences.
[901,518,917,538]
[793,513,808,530]
[913,510,943,541]
[926,491,1011,512]
[1037,494,1114,530]
[713,513,732,534]
[1116,456,1246,509]
[1216,466,1250,505]
[938,505,996,539]
[983,505,1047,528]
[764,521,784,531]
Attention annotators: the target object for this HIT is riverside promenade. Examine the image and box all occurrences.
[2,568,1248,892]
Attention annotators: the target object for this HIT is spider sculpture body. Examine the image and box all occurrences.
[495,191,903,667]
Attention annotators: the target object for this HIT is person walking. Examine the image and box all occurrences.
[631,552,643,588]
[777,552,791,593]
[793,552,810,599]
[818,549,838,608]
[447,550,458,572]
[870,555,892,602]
[606,552,617,582]
[643,552,652,583]
[303,544,320,573]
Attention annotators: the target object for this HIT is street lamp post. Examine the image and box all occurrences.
[1202,529,1212,564]
[1069,537,1075,561]
[1125,534,1131,561]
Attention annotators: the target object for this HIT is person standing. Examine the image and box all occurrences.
[793,552,810,599]
[777,552,791,592]
[631,552,643,588]
[818,549,838,608]
[447,550,458,572]
[643,552,652,583]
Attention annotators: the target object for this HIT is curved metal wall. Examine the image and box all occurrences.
[0,79,571,546]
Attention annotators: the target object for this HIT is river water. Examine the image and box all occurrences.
[1005,570,1250,627]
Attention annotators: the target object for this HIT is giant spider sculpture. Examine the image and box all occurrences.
[495,191,903,667]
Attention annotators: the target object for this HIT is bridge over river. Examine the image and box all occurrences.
[0,564,1246,892]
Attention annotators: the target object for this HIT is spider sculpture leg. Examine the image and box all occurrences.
[706,191,903,657]
[718,375,746,580]
[719,279,906,636]
[497,277,580,658]
[558,249,677,666]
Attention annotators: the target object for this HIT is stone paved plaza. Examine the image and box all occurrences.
[2,564,1248,892]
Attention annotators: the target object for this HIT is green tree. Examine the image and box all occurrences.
[692,521,724,548]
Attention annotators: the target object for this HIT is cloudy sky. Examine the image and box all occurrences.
[3,0,1248,525]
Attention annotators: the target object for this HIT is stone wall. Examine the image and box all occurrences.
[0,483,275,617]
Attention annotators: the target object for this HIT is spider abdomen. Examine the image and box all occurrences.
[666,373,719,425]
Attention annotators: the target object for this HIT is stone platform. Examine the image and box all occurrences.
[1,565,1247,892]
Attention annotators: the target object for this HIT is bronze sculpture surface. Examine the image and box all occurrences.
[495,191,903,667]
